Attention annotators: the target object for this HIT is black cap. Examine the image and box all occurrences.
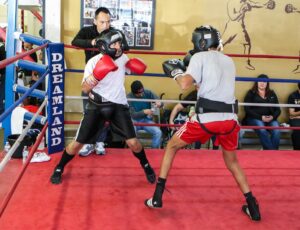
[257,74,269,79]
[131,80,144,94]
[257,74,269,82]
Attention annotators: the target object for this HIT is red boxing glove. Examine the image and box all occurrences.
[125,58,147,75]
[93,54,118,81]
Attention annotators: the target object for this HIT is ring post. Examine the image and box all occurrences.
[13,84,46,99]
[47,43,65,154]
[3,0,18,141]
[18,33,49,46]
[16,59,48,74]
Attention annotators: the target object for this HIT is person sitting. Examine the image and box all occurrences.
[243,74,281,150]
[127,80,163,149]
[22,42,38,83]
[287,83,300,150]
[169,90,201,149]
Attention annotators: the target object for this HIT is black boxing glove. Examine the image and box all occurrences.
[162,59,186,80]
[183,50,195,66]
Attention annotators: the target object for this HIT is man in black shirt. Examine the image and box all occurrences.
[72,7,128,63]
[287,83,300,150]
[71,7,129,156]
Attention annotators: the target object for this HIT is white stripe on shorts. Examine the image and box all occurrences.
[176,122,187,138]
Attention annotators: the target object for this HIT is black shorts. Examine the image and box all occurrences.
[75,101,136,144]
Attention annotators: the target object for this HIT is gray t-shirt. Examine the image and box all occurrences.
[185,50,238,123]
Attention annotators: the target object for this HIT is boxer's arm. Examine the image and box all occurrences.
[82,55,118,93]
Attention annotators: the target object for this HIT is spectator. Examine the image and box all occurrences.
[22,42,38,82]
[287,83,300,150]
[127,80,163,149]
[243,74,281,150]
[72,7,111,156]
[72,7,129,156]
[169,90,201,149]
[169,89,219,150]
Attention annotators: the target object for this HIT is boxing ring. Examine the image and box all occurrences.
[1,22,300,230]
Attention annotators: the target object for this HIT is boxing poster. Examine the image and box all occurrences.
[81,0,155,50]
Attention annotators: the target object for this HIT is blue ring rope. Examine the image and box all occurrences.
[0,70,49,123]
[65,69,300,83]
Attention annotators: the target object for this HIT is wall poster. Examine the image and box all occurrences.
[81,0,156,50]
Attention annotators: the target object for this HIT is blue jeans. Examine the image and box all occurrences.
[246,118,281,150]
[134,118,162,148]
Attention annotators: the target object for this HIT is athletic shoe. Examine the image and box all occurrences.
[144,197,162,208]
[242,196,261,221]
[50,166,63,184]
[30,152,51,163]
[95,142,106,155]
[142,163,156,184]
[79,144,95,157]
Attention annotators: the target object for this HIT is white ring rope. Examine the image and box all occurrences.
[0,97,48,172]
[65,96,300,108]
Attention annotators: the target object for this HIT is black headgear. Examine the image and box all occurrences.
[191,25,222,53]
[96,29,123,59]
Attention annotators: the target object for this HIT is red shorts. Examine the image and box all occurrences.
[175,120,240,151]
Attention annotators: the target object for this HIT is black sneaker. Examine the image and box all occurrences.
[242,197,261,221]
[144,197,162,208]
[50,166,64,184]
[142,163,156,184]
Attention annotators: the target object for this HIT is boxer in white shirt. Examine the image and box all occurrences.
[50,29,156,185]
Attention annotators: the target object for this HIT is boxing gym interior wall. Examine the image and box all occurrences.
[61,0,300,122]
[1,1,298,122]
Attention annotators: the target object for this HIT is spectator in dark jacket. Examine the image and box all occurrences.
[287,83,300,150]
[71,7,129,155]
[244,74,281,150]
[71,7,129,63]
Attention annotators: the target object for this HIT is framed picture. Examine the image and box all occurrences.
[81,0,156,50]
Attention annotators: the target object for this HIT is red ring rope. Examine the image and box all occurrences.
[64,121,300,130]
[0,123,48,218]
[64,44,300,60]
[0,43,48,69]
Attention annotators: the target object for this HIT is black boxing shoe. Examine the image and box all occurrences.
[144,197,162,208]
[242,196,261,221]
[142,163,156,184]
[50,166,64,184]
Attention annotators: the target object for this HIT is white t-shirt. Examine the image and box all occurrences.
[83,53,129,105]
[185,50,238,123]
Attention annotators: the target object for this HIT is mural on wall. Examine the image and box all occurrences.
[285,3,300,73]
[222,0,276,71]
